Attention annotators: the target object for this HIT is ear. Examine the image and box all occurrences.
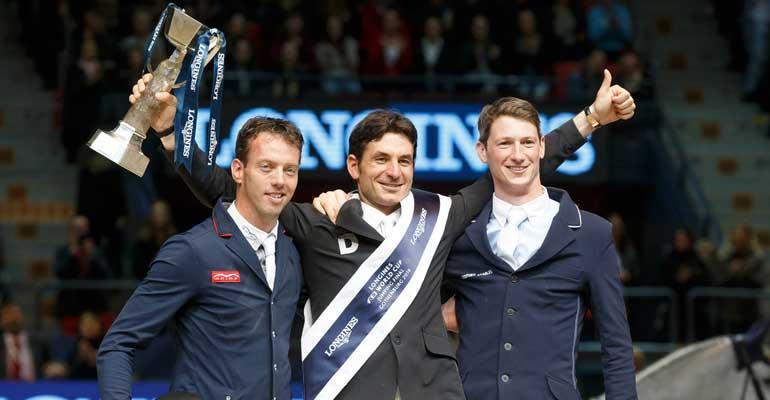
[346,154,361,181]
[538,135,545,160]
[476,141,488,164]
[231,158,245,184]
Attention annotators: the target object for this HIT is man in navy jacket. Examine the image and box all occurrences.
[97,118,305,400]
[444,97,637,399]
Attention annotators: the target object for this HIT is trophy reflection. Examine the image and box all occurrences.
[87,6,219,177]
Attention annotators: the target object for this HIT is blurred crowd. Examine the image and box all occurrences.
[608,213,770,343]
[714,0,770,136]
[0,202,178,382]
[15,0,651,162]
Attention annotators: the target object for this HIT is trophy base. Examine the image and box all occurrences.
[87,121,150,177]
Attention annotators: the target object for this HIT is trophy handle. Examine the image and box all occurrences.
[145,60,155,75]
[171,81,186,90]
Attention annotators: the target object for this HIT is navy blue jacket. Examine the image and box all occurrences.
[97,199,303,400]
[445,188,637,400]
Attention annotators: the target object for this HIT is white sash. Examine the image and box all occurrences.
[301,191,451,400]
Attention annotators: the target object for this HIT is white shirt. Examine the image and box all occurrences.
[360,201,401,237]
[3,331,35,381]
[227,201,278,290]
[487,187,560,270]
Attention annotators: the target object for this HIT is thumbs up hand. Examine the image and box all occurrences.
[592,69,636,125]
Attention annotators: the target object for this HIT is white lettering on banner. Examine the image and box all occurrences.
[324,316,359,357]
[189,44,207,92]
[365,259,411,310]
[410,208,427,245]
[182,109,196,157]
[200,108,595,176]
[207,117,218,164]
[212,53,225,100]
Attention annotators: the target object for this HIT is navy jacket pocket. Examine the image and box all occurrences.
[546,373,581,400]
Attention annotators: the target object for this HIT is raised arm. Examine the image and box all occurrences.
[127,73,235,207]
[170,145,236,208]
[544,69,636,174]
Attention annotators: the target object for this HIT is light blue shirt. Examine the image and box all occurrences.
[487,188,560,270]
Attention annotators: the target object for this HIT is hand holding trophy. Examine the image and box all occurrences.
[87,3,226,176]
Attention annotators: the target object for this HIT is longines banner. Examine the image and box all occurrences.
[0,381,304,399]
[186,100,608,183]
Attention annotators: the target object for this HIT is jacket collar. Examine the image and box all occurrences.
[335,199,386,242]
[464,187,582,273]
[211,198,271,289]
[516,187,580,272]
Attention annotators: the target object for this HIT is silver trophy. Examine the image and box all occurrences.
[87,7,220,177]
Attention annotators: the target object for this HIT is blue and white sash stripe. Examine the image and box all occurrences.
[302,191,451,400]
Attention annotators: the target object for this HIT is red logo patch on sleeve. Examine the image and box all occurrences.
[211,270,241,283]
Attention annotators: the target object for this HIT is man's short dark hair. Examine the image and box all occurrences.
[477,97,541,145]
[234,117,303,164]
[348,110,417,160]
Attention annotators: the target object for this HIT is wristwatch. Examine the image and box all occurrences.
[584,105,601,128]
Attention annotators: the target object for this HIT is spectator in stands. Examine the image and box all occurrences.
[460,14,502,94]
[718,224,763,287]
[122,45,144,86]
[615,50,651,99]
[413,16,456,91]
[696,238,721,280]
[551,0,586,60]
[270,13,314,74]
[69,312,103,379]
[663,228,711,341]
[225,12,250,44]
[54,215,111,319]
[717,224,764,333]
[119,8,163,66]
[743,0,770,100]
[229,38,258,98]
[608,212,640,285]
[225,12,264,68]
[272,40,304,98]
[411,0,456,40]
[586,0,633,60]
[363,8,413,76]
[568,49,608,102]
[43,311,104,380]
[315,15,361,95]
[132,200,177,280]
[567,49,607,101]
[61,37,106,163]
[511,9,550,101]
[0,229,4,279]
[0,303,36,381]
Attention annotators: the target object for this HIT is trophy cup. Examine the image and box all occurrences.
[87,6,221,177]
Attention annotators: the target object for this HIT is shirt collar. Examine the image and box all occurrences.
[492,186,551,225]
[351,193,402,231]
[227,201,278,251]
